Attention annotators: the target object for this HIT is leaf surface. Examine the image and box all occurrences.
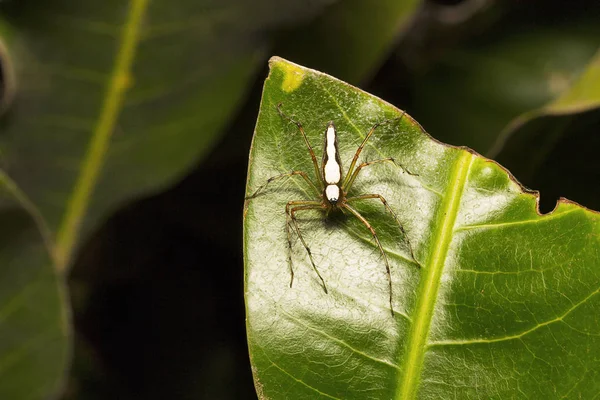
[244,57,600,399]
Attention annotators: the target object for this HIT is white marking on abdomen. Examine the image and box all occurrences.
[324,125,341,184]
[325,185,340,203]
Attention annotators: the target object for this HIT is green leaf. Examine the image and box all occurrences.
[0,1,263,270]
[489,49,600,210]
[490,47,600,156]
[244,57,600,399]
[411,21,600,153]
[0,172,68,400]
[0,1,336,399]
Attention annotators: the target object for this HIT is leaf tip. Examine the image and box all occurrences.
[269,56,305,93]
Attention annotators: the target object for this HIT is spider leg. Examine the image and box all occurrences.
[285,219,295,287]
[342,111,406,188]
[343,203,395,317]
[245,170,320,200]
[346,194,420,267]
[286,201,328,293]
[284,200,321,289]
[277,103,324,190]
[343,157,417,192]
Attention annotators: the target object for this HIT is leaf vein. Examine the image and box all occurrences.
[455,208,581,232]
[254,288,402,369]
[397,151,475,400]
[0,171,56,261]
[54,0,149,271]
[258,347,342,399]
[428,285,600,347]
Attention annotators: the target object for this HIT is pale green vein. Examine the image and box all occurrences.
[140,8,236,40]
[255,289,401,370]
[428,285,600,347]
[48,12,120,37]
[282,310,400,370]
[455,268,546,276]
[0,170,56,261]
[345,222,419,269]
[258,347,341,399]
[0,279,45,326]
[30,115,95,132]
[561,369,589,399]
[54,0,149,271]
[455,208,581,232]
[0,328,59,378]
[396,150,474,400]
[44,64,108,85]
[124,67,210,107]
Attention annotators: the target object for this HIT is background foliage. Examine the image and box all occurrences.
[0,0,598,399]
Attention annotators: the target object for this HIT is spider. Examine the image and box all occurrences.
[246,103,419,316]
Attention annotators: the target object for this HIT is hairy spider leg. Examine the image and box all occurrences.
[245,170,320,200]
[344,157,417,193]
[277,103,324,190]
[343,203,395,316]
[284,200,323,288]
[285,219,296,287]
[342,111,406,189]
[286,201,328,293]
[344,158,393,192]
[347,194,419,266]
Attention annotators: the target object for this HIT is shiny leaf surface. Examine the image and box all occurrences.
[244,57,600,399]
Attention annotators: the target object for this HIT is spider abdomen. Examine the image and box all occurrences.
[322,122,344,206]
[322,122,342,185]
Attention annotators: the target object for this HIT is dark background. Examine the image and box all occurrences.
[64,0,600,398]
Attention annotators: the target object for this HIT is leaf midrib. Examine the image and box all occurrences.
[54,0,149,272]
[396,150,474,400]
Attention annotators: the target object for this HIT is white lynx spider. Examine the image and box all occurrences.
[247,103,420,315]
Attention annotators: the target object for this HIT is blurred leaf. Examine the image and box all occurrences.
[0,172,68,400]
[411,21,600,153]
[489,49,600,211]
[0,1,336,399]
[278,0,422,83]
[491,47,600,156]
[0,0,328,270]
[244,57,600,399]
